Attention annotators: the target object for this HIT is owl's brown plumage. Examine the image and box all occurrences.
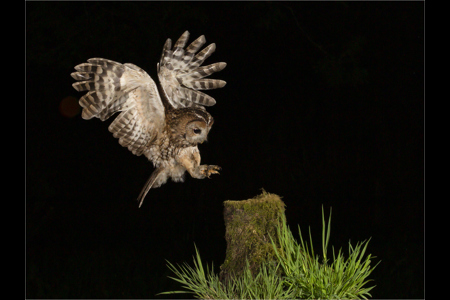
[71,31,226,207]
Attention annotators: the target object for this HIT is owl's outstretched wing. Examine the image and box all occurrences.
[157,31,227,109]
[71,58,165,156]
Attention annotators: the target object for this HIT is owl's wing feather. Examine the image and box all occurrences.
[71,58,165,156]
[157,31,227,109]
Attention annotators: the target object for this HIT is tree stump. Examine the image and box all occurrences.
[219,191,286,283]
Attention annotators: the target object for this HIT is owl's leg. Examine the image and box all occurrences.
[177,147,221,179]
[184,162,221,179]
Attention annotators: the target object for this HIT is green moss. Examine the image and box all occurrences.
[220,190,286,282]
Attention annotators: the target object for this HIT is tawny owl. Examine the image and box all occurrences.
[71,31,226,207]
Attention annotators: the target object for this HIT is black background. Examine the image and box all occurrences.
[26,2,424,298]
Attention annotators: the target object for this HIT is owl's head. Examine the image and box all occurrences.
[185,119,213,144]
[173,108,214,145]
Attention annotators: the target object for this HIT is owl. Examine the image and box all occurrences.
[71,31,226,207]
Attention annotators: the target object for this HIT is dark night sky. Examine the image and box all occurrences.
[26,2,424,299]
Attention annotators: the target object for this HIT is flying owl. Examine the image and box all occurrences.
[71,31,226,207]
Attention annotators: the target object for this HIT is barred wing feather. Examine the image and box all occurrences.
[71,58,165,156]
[157,31,227,109]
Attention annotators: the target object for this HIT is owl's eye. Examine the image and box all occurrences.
[193,128,202,134]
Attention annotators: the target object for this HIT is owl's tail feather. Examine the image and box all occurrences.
[138,168,164,208]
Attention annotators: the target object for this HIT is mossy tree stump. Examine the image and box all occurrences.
[219,191,286,283]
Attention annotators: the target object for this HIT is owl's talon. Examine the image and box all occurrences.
[201,165,221,178]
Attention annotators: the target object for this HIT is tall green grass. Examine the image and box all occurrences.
[160,207,379,299]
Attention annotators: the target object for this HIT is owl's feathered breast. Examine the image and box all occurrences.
[145,134,177,166]
[144,107,211,165]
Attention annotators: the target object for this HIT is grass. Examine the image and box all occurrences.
[161,207,380,299]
